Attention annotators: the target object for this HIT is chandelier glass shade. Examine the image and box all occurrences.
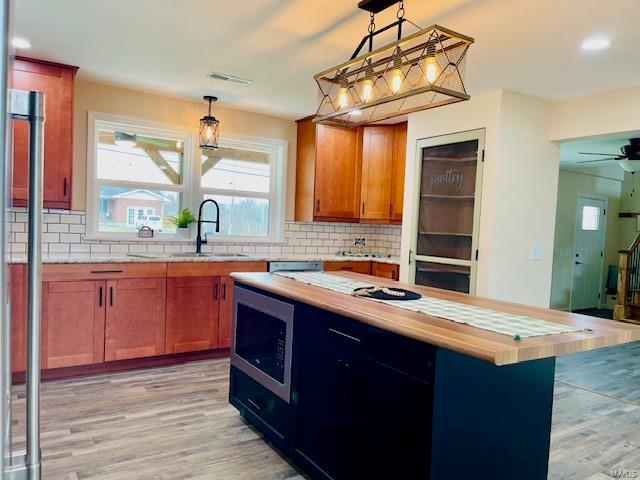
[314,25,474,127]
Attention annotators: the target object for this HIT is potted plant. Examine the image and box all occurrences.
[167,208,196,239]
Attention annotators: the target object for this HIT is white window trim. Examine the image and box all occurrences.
[200,134,287,243]
[86,112,287,243]
[86,111,195,241]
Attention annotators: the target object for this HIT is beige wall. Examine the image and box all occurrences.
[72,81,298,219]
[402,90,561,308]
[402,90,503,296]
[550,169,622,310]
[549,86,640,142]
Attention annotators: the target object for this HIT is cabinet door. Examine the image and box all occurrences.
[370,262,399,281]
[41,280,105,368]
[324,261,371,275]
[12,58,75,208]
[105,278,166,361]
[360,126,394,222]
[292,331,350,480]
[314,125,361,221]
[217,276,234,348]
[166,277,219,354]
[348,353,434,479]
[9,265,26,372]
[390,123,407,222]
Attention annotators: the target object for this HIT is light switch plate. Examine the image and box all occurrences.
[530,245,542,262]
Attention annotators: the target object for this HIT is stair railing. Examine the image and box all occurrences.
[613,233,640,321]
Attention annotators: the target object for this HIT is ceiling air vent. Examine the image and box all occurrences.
[208,72,252,85]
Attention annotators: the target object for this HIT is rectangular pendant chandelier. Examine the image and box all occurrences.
[313,24,474,127]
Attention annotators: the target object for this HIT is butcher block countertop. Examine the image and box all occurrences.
[230,271,640,366]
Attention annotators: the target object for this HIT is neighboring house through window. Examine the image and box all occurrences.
[86,112,287,242]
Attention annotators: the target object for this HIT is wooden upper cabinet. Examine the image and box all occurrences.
[390,123,407,223]
[295,118,407,224]
[12,57,77,209]
[217,276,235,349]
[41,280,105,369]
[105,278,166,361]
[314,124,361,221]
[360,126,394,222]
[166,277,219,354]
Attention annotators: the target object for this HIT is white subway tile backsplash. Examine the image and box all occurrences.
[60,215,81,224]
[60,233,81,243]
[43,233,60,243]
[47,223,69,233]
[9,209,402,258]
[49,244,70,253]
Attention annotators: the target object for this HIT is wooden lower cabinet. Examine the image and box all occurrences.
[7,261,260,377]
[166,277,219,354]
[218,276,234,349]
[324,261,371,275]
[9,265,26,373]
[325,261,400,280]
[370,262,399,281]
[105,278,166,361]
[42,280,105,369]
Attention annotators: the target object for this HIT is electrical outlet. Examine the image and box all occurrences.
[354,238,366,247]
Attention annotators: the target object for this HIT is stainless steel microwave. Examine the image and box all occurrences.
[230,286,294,402]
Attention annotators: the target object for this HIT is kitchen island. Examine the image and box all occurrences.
[229,271,640,480]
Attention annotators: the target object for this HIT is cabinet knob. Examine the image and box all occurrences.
[63,178,68,197]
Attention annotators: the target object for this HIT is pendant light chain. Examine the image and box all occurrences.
[397,1,405,20]
[368,11,376,34]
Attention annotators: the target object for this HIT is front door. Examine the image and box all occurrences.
[571,196,606,310]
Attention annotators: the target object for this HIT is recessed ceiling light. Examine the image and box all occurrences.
[581,36,610,51]
[350,109,363,116]
[12,37,31,49]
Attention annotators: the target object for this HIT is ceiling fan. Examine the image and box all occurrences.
[578,138,640,172]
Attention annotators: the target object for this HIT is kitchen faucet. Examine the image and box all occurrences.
[196,199,220,254]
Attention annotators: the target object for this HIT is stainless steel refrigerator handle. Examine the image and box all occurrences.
[5,89,45,480]
[25,91,44,480]
[0,0,10,477]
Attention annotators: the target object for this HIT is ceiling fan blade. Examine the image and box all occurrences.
[578,152,623,156]
[577,157,621,163]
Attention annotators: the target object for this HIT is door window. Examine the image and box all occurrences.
[581,206,600,231]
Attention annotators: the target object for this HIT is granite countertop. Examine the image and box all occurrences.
[8,253,400,265]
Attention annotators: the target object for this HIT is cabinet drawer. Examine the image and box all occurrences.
[297,305,435,383]
[323,261,371,274]
[42,263,167,282]
[230,367,290,444]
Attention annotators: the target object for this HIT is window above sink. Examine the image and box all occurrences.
[85,112,287,243]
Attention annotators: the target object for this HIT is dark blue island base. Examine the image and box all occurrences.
[229,284,555,480]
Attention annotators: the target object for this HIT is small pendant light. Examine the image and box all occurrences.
[199,95,220,150]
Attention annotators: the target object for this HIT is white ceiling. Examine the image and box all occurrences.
[13,0,640,119]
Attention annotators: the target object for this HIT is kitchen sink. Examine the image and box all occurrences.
[127,252,249,259]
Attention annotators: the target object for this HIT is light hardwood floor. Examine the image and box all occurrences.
[10,342,640,479]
